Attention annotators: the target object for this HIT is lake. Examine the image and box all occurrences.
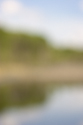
[0,84,83,125]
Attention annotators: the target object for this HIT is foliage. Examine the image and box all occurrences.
[0,28,83,63]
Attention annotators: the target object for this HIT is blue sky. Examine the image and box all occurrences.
[20,0,83,19]
[0,0,83,49]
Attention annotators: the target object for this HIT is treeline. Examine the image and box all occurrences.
[0,28,83,63]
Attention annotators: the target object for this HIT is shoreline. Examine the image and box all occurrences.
[0,63,83,83]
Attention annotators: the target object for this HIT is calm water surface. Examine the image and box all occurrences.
[0,85,83,125]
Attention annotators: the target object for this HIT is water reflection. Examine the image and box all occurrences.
[0,83,46,111]
[0,84,83,125]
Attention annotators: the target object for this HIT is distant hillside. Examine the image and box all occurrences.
[0,28,83,64]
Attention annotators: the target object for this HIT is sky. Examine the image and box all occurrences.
[0,0,83,49]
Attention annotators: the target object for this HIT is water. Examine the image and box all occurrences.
[0,85,83,125]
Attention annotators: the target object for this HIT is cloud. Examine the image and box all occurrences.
[0,0,45,34]
[40,18,83,49]
[0,0,83,49]
[1,0,22,15]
